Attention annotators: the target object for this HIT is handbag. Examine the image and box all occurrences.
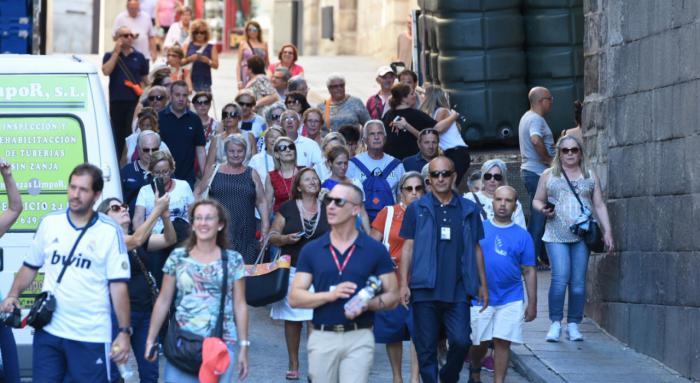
[26,214,94,329]
[129,249,159,305]
[562,171,605,253]
[244,233,291,307]
[163,250,228,375]
[200,163,220,199]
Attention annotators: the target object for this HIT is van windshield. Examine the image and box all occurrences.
[0,116,86,231]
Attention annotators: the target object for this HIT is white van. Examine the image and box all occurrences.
[0,54,121,377]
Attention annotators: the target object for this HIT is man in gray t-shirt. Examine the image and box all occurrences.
[518,87,555,267]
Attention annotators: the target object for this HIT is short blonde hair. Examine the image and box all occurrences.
[190,19,211,42]
[148,150,176,172]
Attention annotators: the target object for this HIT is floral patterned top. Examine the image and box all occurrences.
[163,248,245,343]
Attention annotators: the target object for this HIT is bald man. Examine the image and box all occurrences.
[467,186,537,383]
[519,86,555,268]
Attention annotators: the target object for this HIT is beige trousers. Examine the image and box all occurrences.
[307,328,375,383]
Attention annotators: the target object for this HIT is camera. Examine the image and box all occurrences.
[0,307,22,329]
[569,213,591,237]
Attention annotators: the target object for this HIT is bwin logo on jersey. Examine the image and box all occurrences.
[50,251,92,269]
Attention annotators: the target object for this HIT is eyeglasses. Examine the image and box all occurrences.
[109,203,129,213]
[152,170,171,177]
[285,99,300,105]
[238,101,255,107]
[222,111,240,119]
[429,170,454,179]
[275,143,296,152]
[483,173,503,181]
[543,96,554,102]
[282,116,298,122]
[323,195,358,207]
[282,50,294,55]
[119,33,137,39]
[140,147,159,153]
[402,185,425,193]
[193,30,206,35]
[271,113,282,120]
[148,95,165,102]
[328,83,345,89]
[306,119,321,124]
[193,99,210,106]
[247,27,259,33]
[560,147,580,155]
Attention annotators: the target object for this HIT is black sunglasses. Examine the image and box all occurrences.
[561,147,580,155]
[286,99,300,105]
[238,101,255,107]
[148,95,165,101]
[193,99,210,106]
[109,203,129,213]
[402,185,425,193]
[271,113,282,120]
[275,143,296,152]
[222,111,240,119]
[193,30,207,35]
[140,147,159,153]
[323,195,357,207]
[483,173,503,181]
[119,33,137,39]
[429,170,454,179]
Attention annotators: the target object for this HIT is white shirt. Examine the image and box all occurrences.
[163,21,190,49]
[248,151,275,186]
[135,178,194,233]
[433,108,467,151]
[293,135,323,168]
[348,152,405,195]
[113,11,155,57]
[24,211,130,343]
[313,161,360,183]
[464,191,527,229]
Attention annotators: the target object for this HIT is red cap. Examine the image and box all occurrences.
[199,337,231,383]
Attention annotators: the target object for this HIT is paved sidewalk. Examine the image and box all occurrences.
[510,271,692,383]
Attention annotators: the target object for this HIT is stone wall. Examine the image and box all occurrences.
[583,0,700,379]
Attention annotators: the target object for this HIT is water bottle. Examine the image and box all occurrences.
[117,363,135,380]
[344,276,383,317]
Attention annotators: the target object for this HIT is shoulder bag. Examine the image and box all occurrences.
[130,248,159,305]
[26,214,96,329]
[382,206,394,251]
[562,171,605,253]
[470,192,488,221]
[163,250,228,375]
[245,232,291,307]
[200,163,221,199]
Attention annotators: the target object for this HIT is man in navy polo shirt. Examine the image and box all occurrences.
[158,80,206,187]
[120,130,160,216]
[102,26,149,156]
[290,182,399,383]
[399,156,489,383]
[402,128,439,173]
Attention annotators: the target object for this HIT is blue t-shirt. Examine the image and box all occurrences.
[102,50,149,102]
[476,220,535,306]
[296,231,395,327]
[400,193,467,303]
[158,106,206,186]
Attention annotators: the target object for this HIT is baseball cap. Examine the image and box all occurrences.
[377,66,394,77]
[199,337,231,383]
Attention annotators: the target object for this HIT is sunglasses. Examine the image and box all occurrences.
[148,95,165,102]
[286,99,300,105]
[109,203,129,213]
[193,99,210,106]
[271,113,282,120]
[222,111,240,119]
[323,195,357,207]
[119,33,137,39]
[561,147,580,155]
[238,101,255,107]
[483,173,503,181]
[193,30,206,35]
[275,143,296,152]
[328,83,345,89]
[429,170,454,179]
[247,27,259,33]
[141,147,159,153]
[419,128,438,137]
[402,185,425,193]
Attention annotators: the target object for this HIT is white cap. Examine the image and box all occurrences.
[377,66,394,77]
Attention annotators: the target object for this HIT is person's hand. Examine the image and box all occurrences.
[154,192,171,215]
[400,285,411,307]
[237,346,249,380]
[331,281,357,301]
[541,205,555,218]
[113,40,123,55]
[0,297,19,313]
[524,302,537,322]
[285,233,302,245]
[344,302,368,320]
[477,285,489,313]
[110,332,131,365]
[144,340,158,362]
[237,81,244,90]
[389,117,406,134]
[0,160,12,178]
[604,232,615,255]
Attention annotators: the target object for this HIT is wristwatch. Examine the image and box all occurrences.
[118,326,133,336]
[238,340,251,347]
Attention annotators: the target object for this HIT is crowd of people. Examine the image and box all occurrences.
[0,2,616,383]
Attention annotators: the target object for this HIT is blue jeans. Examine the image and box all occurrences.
[412,301,471,383]
[0,323,20,383]
[546,241,589,323]
[522,170,548,264]
[111,311,158,383]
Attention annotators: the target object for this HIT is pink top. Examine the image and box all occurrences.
[157,0,178,27]
[268,62,304,77]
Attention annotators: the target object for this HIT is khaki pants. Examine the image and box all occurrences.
[307,328,374,383]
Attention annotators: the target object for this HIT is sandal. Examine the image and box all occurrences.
[468,366,482,383]
[286,370,300,380]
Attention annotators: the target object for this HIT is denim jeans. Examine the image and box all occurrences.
[521,170,548,264]
[546,241,589,323]
[412,301,471,383]
[0,322,20,383]
[111,310,159,383]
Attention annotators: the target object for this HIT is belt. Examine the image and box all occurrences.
[312,323,373,333]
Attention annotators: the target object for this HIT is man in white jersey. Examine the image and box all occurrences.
[1,164,131,382]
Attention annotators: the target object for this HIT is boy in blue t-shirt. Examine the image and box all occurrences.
[468,186,537,383]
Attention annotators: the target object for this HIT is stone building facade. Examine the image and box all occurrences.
[583,0,700,379]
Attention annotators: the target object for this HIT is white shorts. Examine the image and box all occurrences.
[470,300,524,345]
[270,267,314,321]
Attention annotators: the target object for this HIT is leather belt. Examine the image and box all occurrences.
[312,323,373,333]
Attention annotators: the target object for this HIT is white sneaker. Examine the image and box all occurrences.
[567,323,584,341]
[546,321,561,342]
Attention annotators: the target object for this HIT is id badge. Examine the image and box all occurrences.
[440,226,451,240]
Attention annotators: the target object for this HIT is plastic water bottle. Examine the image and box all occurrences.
[117,363,135,380]
[344,276,383,317]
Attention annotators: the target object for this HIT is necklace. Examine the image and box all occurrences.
[297,199,321,238]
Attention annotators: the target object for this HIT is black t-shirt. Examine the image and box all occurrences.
[158,107,206,186]
[279,199,329,267]
[382,108,437,160]
[128,237,156,313]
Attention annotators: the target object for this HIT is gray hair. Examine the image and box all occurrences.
[137,130,161,148]
[361,119,386,139]
[420,163,430,182]
[274,67,291,81]
[288,76,307,92]
[222,102,242,117]
[222,133,251,164]
[280,109,300,122]
[263,102,286,122]
[481,159,509,185]
[467,171,482,190]
[326,73,346,87]
[399,171,423,191]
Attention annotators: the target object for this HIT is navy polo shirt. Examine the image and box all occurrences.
[400,193,466,303]
[402,152,430,173]
[120,160,152,216]
[102,50,149,102]
[296,231,395,327]
[158,106,206,185]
